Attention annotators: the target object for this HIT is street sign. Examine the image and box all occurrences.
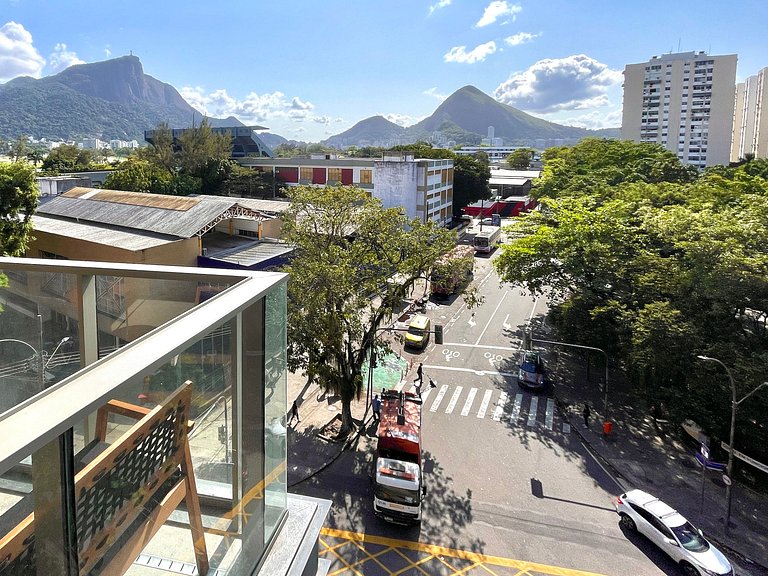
[722,474,732,486]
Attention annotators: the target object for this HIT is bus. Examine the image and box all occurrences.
[473,226,502,253]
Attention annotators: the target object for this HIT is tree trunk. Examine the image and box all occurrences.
[337,398,356,438]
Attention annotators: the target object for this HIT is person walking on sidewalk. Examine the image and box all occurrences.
[583,403,591,428]
[289,400,301,426]
[415,362,424,385]
[372,394,381,422]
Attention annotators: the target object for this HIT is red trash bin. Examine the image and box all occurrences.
[603,420,613,437]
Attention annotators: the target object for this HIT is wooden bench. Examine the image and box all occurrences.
[0,382,209,575]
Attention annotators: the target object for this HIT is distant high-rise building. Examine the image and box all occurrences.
[488,126,495,140]
[621,51,737,168]
[731,66,768,161]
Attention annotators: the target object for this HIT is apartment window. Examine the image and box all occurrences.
[300,167,312,182]
[327,168,342,182]
[360,170,373,184]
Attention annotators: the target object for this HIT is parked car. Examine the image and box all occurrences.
[517,351,544,390]
[615,489,733,576]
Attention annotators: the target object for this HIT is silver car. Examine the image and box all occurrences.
[615,489,733,576]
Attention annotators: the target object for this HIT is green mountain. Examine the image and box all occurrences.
[323,115,407,148]
[0,55,231,141]
[323,85,619,148]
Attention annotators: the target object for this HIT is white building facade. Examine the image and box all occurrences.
[731,66,768,162]
[622,51,737,168]
[239,155,454,226]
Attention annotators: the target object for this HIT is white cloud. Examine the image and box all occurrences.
[313,115,331,124]
[493,54,622,113]
[383,113,422,127]
[104,45,112,58]
[179,86,317,124]
[504,32,539,46]
[544,108,622,130]
[429,0,451,15]
[423,87,448,101]
[444,41,497,64]
[290,96,314,110]
[48,43,85,72]
[0,21,45,81]
[476,1,521,27]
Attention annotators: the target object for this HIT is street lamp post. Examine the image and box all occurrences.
[0,336,71,389]
[697,355,768,534]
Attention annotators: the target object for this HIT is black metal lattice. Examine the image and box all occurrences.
[75,403,184,553]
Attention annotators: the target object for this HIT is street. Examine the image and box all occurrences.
[293,247,718,575]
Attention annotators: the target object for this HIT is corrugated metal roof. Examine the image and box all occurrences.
[32,214,179,251]
[37,188,267,238]
[211,241,293,267]
[193,195,291,214]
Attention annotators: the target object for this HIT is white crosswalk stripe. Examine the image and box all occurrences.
[445,386,463,414]
[545,398,554,430]
[511,393,523,424]
[460,388,478,416]
[429,384,449,412]
[476,389,493,419]
[420,384,561,430]
[492,391,507,421]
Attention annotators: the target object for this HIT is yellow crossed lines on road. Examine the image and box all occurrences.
[320,528,608,576]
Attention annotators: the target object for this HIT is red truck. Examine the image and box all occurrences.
[373,390,425,524]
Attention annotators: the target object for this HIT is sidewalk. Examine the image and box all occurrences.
[551,349,768,573]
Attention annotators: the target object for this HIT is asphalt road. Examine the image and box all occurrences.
[294,247,704,576]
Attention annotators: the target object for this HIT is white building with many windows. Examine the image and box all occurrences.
[621,51,737,168]
[239,153,454,226]
[731,66,768,162]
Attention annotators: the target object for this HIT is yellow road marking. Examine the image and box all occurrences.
[320,527,608,576]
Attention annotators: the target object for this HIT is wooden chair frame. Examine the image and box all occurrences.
[0,382,209,575]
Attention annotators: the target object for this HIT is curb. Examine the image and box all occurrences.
[555,391,768,574]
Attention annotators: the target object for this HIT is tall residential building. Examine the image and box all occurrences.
[621,51,737,168]
[731,66,768,161]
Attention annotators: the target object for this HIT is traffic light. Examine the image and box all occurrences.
[434,324,444,345]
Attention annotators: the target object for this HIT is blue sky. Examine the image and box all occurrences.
[2,0,767,142]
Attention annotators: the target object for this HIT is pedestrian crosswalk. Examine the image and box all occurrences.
[392,380,566,431]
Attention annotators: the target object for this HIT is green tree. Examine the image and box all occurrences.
[281,185,455,435]
[494,139,768,460]
[26,149,45,166]
[452,154,491,217]
[41,144,94,173]
[10,136,28,162]
[103,158,173,193]
[506,148,535,170]
[0,162,38,256]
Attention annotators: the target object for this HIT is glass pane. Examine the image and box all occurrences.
[0,270,80,417]
[264,282,287,542]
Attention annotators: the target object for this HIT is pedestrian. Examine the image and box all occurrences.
[583,403,591,428]
[372,394,381,421]
[415,362,424,384]
[289,400,300,426]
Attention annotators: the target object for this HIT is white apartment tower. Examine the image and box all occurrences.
[731,66,768,162]
[622,51,737,168]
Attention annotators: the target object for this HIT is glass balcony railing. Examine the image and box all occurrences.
[0,257,288,576]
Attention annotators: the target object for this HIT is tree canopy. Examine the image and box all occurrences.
[40,144,95,173]
[505,148,535,170]
[281,185,455,435]
[495,140,768,465]
[0,161,37,257]
[107,119,234,195]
